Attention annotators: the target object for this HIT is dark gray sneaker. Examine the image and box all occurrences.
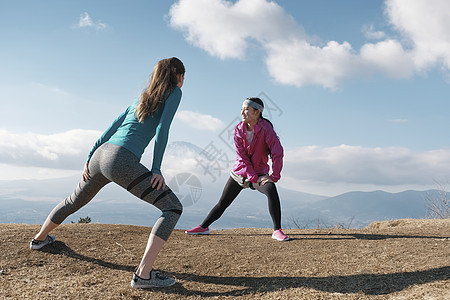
[30,235,56,250]
[131,270,176,288]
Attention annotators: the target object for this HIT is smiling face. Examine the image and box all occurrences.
[241,105,260,126]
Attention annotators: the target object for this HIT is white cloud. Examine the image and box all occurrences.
[176,110,225,131]
[0,129,101,169]
[169,0,450,88]
[76,12,107,31]
[0,163,80,181]
[2,128,449,196]
[386,0,450,70]
[169,0,303,60]
[161,152,201,179]
[362,24,387,40]
[265,40,358,89]
[159,142,450,196]
[360,39,415,78]
[283,145,450,187]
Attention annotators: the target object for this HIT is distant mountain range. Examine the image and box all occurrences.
[291,189,438,228]
[0,177,438,229]
[0,141,441,229]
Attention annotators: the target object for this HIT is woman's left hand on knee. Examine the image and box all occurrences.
[258,175,273,186]
[151,173,166,190]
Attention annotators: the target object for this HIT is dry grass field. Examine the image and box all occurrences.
[1,219,449,299]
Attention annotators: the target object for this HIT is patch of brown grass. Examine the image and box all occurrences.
[1,219,449,299]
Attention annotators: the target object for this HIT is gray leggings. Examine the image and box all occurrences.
[48,143,182,241]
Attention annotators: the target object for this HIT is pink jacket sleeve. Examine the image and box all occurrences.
[265,126,284,182]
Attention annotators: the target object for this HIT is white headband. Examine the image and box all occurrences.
[243,99,264,113]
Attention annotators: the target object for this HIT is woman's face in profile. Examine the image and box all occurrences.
[241,105,260,125]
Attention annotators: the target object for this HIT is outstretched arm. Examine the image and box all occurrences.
[83,106,130,181]
[86,106,130,163]
[151,88,182,175]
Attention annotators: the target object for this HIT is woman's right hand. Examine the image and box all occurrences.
[82,162,90,182]
[258,175,273,186]
[150,173,166,191]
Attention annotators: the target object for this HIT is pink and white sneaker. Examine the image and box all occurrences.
[272,229,289,241]
[185,225,210,235]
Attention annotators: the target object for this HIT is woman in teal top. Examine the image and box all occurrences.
[86,84,182,177]
[30,57,185,289]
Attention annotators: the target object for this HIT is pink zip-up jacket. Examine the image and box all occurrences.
[232,118,284,183]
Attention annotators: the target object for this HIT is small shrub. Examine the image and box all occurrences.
[77,216,92,224]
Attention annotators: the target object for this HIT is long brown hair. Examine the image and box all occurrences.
[135,57,185,122]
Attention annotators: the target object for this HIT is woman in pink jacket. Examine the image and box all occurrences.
[186,97,289,241]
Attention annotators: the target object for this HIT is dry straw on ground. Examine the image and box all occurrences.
[1,219,449,299]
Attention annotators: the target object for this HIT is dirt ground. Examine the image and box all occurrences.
[1,219,449,299]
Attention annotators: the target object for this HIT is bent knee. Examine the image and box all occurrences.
[157,191,183,215]
[263,181,276,190]
[164,202,183,216]
[171,199,183,215]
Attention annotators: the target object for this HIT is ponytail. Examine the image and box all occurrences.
[260,115,273,128]
[135,57,185,122]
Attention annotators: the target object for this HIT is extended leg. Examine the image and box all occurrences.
[200,176,243,228]
[33,170,110,242]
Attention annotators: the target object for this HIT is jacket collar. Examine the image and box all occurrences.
[239,118,264,134]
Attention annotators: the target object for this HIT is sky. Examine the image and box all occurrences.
[1,0,450,197]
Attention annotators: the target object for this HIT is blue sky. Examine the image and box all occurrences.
[1,0,450,196]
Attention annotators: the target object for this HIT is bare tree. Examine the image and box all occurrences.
[287,215,340,229]
[287,215,305,229]
[425,180,450,219]
[335,216,355,229]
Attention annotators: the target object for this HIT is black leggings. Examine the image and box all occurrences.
[200,176,282,230]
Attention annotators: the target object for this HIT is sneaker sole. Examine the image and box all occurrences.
[272,235,289,241]
[131,281,176,289]
[185,230,210,235]
[30,235,56,250]
[131,273,176,288]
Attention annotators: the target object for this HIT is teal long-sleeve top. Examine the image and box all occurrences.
[86,87,182,175]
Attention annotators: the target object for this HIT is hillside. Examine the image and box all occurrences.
[1,219,449,299]
[304,190,437,228]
